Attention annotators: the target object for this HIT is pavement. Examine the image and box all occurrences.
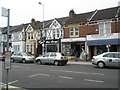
[68,60,92,65]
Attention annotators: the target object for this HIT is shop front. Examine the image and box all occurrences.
[44,39,61,53]
[87,33,120,59]
[61,37,86,58]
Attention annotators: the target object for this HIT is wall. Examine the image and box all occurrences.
[79,24,99,37]
[64,24,99,38]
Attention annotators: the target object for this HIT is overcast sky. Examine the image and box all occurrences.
[0,0,119,27]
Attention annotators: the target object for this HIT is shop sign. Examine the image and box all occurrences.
[45,40,58,44]
[61,37,86,42]
[87,33,120,41]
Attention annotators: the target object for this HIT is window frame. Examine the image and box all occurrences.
[69,26,79,37]
[99,22,111,34]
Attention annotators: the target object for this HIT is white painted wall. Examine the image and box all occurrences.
[12,41,25,52]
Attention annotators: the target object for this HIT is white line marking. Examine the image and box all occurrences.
[13,66,30,68]
[51,69,104,75]
[84,79,104,83]
[59,76,73,79]
[29,73,50,77]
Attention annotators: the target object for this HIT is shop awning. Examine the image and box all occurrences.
[87,39,120,45]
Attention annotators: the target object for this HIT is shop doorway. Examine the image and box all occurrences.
[71,42,84,58]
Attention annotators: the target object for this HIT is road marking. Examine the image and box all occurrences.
[8,80,18,85]
[51,69,104,76]
[84,79,104,83]
[13,66,30,68]
[29,73,50,77]
[59,76,73,79]
[0,82,20,88]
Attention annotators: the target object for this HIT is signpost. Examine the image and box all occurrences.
[1,7,10,90]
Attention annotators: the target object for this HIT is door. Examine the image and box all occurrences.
[41,53,49,63]
[49,53,56,63]
[16,53,22,62]
[103,53,120,67]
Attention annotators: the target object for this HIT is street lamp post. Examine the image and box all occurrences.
[38,2,45,55]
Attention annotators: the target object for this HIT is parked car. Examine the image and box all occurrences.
[0,53,5,61]
[35,52,68,66]
[92,52,120,68]
[11,52,35,63]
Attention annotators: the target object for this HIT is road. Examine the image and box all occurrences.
[1,61,119,90]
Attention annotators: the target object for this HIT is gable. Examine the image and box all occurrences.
[49,19,61,29]
[25,24,34,32]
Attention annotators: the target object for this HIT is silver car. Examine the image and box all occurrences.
[11,52,35,63]
[92,52,120,68]
[35,52,68,66]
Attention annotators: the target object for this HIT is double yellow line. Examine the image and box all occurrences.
[0,80,19,88]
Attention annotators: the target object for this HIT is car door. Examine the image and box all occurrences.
[16,53,22,62]
[114,53,120,67]
[49,53,56,64]
[41,53,49,63]
[12,53,17,61]
[103,53,118,67]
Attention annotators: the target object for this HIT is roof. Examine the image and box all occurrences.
[30,21,41,29]
[91,6,120,21]
[65,6,120,25]
[56,16,68,26]
[65,11,95,25]
[43,17,68,28]
[1,23,29,34]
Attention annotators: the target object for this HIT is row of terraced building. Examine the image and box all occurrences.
[0,6,120,59]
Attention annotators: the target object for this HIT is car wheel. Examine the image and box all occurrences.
[36,60,42,65]
[54,61,59,66]
[22,59,26,63]
[97,62,105,68]
[11,58,14,63]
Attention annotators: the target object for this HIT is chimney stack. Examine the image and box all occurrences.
[31,18,35,25]
[69,10,75,18]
